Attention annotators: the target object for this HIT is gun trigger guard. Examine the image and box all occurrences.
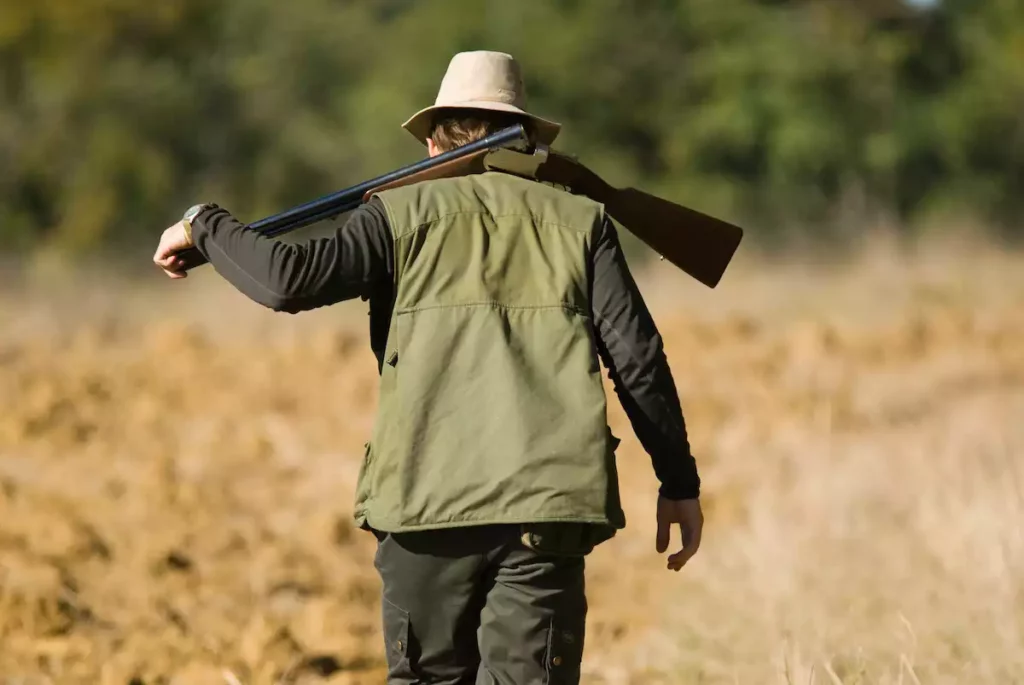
[484,144,550,180]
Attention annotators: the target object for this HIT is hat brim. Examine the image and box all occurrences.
[402,100,561,147]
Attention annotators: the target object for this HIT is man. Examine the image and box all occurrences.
[154,51,703,684]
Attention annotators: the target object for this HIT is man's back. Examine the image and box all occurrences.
[357,173,623,533]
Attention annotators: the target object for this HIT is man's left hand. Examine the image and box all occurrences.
[656,496,704,572]
[153,221,193,279]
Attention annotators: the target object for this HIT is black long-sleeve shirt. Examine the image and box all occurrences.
[191,199,700,499]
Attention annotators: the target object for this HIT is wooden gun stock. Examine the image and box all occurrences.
[535,153,743,288]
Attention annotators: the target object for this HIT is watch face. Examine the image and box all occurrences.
[183,204,206,222]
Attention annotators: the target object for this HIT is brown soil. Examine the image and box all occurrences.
[2,246,1023,683]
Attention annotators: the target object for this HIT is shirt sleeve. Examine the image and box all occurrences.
[590,216,700,500]
[189,198,394,313]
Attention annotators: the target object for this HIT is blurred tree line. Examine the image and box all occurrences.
[0,0,1021,255]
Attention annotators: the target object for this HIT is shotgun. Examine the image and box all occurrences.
[178,124,743,287]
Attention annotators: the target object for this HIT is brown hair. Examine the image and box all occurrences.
[429,108,534,152]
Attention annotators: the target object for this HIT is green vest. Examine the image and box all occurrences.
[353,172,625,535]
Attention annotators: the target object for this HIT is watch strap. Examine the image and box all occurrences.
[182,203,213,247]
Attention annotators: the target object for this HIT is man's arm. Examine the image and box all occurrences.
[590,217,699,498]
[590,215,702,570]
[165,199,393,312]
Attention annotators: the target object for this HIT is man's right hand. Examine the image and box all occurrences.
[153,220,193,279]
[656,496,703,572]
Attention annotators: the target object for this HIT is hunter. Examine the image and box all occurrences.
[153,51,703,684]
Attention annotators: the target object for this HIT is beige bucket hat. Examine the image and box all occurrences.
[402,51,561,146]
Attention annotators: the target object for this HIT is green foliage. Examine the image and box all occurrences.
[0,0,1021,253]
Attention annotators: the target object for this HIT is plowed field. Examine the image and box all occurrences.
[2,245,1022,684]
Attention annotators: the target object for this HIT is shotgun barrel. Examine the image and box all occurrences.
[175,123,743,287]
[178,124,530,270]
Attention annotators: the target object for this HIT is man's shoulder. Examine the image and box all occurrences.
[378,173,604,229]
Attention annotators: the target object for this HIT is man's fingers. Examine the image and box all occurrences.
[655,511,670,554]
[667,521,702,571]
[154,241,186,266]
[154,243,177,264]
[159,261,187,279]
[154,249,187,279]
[667,545,696,571]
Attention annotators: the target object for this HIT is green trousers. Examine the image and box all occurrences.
[373,525,587,684]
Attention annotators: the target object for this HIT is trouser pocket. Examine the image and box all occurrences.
[544,602,586,683]
[382,596,419,681]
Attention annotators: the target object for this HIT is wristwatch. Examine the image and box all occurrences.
[181,203,213,245]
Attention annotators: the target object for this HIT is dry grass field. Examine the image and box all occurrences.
[1,241,1022,684]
